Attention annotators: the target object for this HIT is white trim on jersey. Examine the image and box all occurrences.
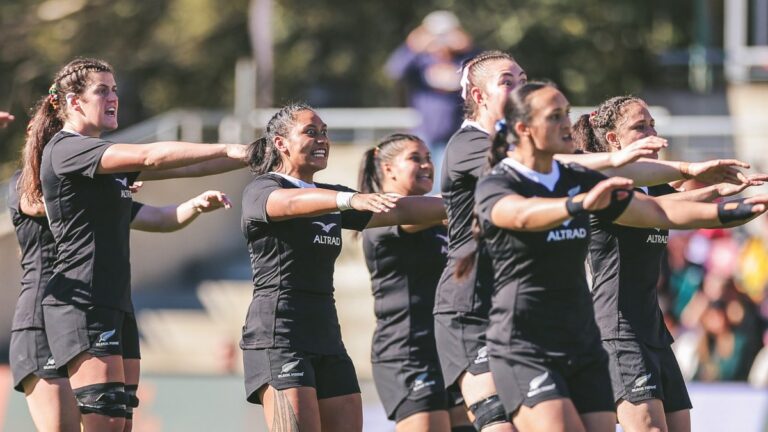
[501,157,560,192]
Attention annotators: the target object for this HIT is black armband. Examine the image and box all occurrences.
[565,194,587,217]
[592,188,634,222]
[717,198,753,224]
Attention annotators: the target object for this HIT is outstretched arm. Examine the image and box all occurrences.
[264,188,398,221]
[137,145,248,181]
[488,177,634,231]
[366,196,445,228]
[555,136,667,170]
[130,191,231,232]
[616,193,768,229]
[263,188,445,226]
[97,142,247,177]
[603,158,750,187]
[658,174,768,202]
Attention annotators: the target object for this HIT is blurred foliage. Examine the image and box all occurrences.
[0,0,707,169]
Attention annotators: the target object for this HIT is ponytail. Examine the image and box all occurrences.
[19,98,63,204]
[247,137,281,175]
[571,114,602,152]
[356,133,424,194]
[357,148,379,193]
[455,216,483,280]
[487,120,509,171]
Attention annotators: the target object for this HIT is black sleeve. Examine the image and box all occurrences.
[475,172,520,230]
[318,183,374,231]
[241,176,283,231]
[50,135,113,178]
[446,130,490,181]
[564,162,609,191]
[130,201,145,222]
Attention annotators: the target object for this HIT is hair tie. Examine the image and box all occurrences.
[588,110,597,126]
[373,146,380,157]
[48,83,60,110]
[495,119,507,134]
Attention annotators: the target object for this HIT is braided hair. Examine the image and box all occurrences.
[572,96,642,153]
[20,58,114,205]
[459,50,518,120]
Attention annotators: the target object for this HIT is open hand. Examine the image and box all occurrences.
[715,173,768,197]
[191,190,231,213]
[686,159,750,185]
[582,177,635,211]
[610,136,668,167]
[351,193,399,213]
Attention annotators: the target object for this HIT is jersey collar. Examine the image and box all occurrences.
[501,157,560,192]
[461,120,490,135]
[270,172,316,189]
[60,128,85,137]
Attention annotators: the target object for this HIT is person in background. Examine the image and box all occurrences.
[385,10,474,191]
[8,167,231,432]
[358,133,473,431]
[241,103,446,432]
[573,95,767,432]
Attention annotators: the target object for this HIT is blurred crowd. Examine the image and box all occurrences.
[661,215,768,384]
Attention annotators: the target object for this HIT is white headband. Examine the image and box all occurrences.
[459,65,470,100]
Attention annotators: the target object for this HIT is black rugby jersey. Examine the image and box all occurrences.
[589,184,676,347]
[435,124,494,314]
[363,224,448,362]
[40,131,140,312]
[8,171,56,330]
[10,170,144,327]
[476,158,613,356]
[240,173,372,354]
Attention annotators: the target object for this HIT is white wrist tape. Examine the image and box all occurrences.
[336,192,356,211]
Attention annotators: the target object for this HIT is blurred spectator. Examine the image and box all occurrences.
[661,224,768,382]
[0,111,14,128]
[385,10,474,191]
[695,299,759,381]
[666,231,706,320]
[677,237,765,381]
[738,233,768,303]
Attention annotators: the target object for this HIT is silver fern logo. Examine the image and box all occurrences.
[98,329,116,343]
[281,360,300,374]
[526,371,556,397]
[95,329,119,347]
[278,359,305,378]
[631,373,657,393]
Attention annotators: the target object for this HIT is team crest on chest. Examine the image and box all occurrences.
[312,221,341,245]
